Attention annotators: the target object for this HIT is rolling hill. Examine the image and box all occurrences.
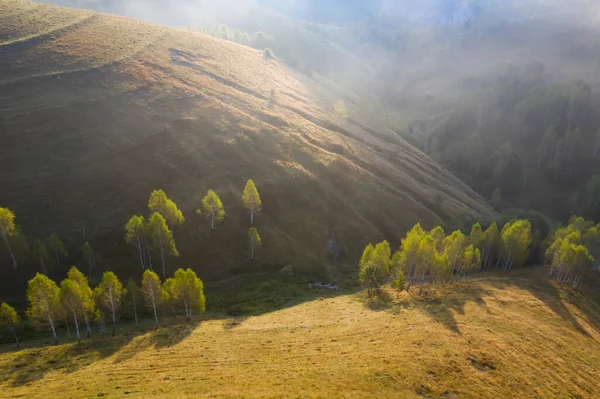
[0,0,494,288]
[1,267,599,398]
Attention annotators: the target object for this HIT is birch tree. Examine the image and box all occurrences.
[392,223,426,286]
[501,220,532,273]
[359,241,391,297]
[0,302,21,348]
[125,215,146,269]
[148,212,179,279]
[46,234,68,267]
[248,227,262,260]
[125,279,141,328]
[82,241,95,279]
[242,180,262,225]
[26,273,61,345]
[148,190,184,231]
[94,272,123,337]
[32,239,51,275]
[443,230,466,280]
[141,269,163,328]
[482,223,502,269]
[197,190,225,229]
[0,207,18,268]
[169,268,206,320]
[59,279,85,342]
[66,266,95,338]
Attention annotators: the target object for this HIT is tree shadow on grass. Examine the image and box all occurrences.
[485,268,600,337]
[0,317,205,386]
[362,279,497,335]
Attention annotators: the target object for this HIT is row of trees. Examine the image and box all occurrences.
[0,266,205,347]
[359,219,534,297]
[360,216,600,297]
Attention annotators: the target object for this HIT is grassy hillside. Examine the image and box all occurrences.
[0,0,493,290]
[1,267,599,398]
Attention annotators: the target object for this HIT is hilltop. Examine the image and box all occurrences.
[0,0,493,288]
[1,267,599,398]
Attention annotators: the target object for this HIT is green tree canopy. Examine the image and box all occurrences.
[94,272,123,337]
[168,268,206,320]
[141,269,163,328]
[148,212,179,279]
[0,302,21,348]
[26,273,61,344]
[66,266,95,338]
[248,227,262,259]
[59,278,85,342]
[501,219,532,273]
[0,207,18,268]
[197,190,225,229]
[242,180,262,225]
[125,215,146,269]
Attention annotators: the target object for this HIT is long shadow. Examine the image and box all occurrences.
[485,268,600,337]
[368,280,497,335]
[0,273,347,387]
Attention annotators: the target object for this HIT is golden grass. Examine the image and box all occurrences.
[1,268,599,398]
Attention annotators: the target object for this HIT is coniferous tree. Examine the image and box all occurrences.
[248,227,262,259]
[242,180,262,225]
[197,190,225,229]
[46,233,68,267]
[26,273,61,344]
[0,207,18,268]
[94,272,123,337]
[0,302,21,348]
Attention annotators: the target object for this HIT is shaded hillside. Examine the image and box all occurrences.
[1,267,599,398]
[0,0,493,288]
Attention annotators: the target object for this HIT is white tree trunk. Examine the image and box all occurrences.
[160,243,166,279]
[73,312,81,343]
[50,317,58,345]
[250,209,254,225]
[151,296,159,328]
[138,240,145,269]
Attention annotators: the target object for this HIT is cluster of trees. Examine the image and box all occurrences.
[124,181,262,278]
[359,219,534,297]
[0,266,205,348]
[0,179,264,279]
[545,217,600,289]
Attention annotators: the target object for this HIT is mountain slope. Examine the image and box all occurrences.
[1,268,599,398]
[0,0,493,283]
